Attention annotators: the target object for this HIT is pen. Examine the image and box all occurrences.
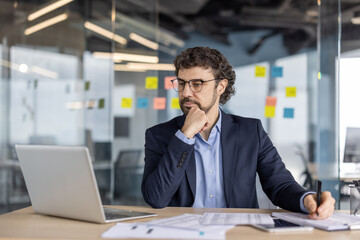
[316,180,322,216]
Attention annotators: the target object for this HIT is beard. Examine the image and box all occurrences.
[180,88,218,115]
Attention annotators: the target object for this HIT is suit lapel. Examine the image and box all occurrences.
[221,110,238,207]
[176,116,196,199]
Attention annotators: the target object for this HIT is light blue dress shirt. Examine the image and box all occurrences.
[175,110,311,211]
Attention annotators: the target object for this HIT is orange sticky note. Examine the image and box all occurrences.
[255,66,266,77]
[145,76,158,89]
[121,98,132,108]
[265,96,277,106]
[265,106,275,118]
[171,98,180,109]
[164,76,176,90]
[286,87,297,97]
[153,97,166,110]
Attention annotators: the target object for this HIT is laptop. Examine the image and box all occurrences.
[15,144,157,223]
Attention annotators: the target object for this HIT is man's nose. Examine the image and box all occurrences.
[182,82,193,96]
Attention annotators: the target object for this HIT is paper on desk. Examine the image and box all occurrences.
[101,222,232,239]
[142,214,233,232]
[200,212,274,226]
[272,212,360,231]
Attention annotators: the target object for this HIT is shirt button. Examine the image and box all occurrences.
[209,194,214,198]
[208,146,211,149]
[209,169,213,173]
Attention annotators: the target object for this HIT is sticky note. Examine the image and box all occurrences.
[98,98,105,109]
[137,98,148,109]
[265,96,277,106]
[121,98,132,108]
[153,97,166,110]
[84,81,90,91]
[284,108,294,118]
[86,100,96,109]
[271,66,283,78]
[171,98,180,109]
[255,66,266,77]
[164,76,176,90]
[145,76,158,89]
[286,87,297,97]
[265,106,275,118]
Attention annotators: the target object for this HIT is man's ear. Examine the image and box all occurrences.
[217,79,228,95]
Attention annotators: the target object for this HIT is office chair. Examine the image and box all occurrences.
[113,149,144,203]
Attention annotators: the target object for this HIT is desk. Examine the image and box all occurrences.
[0,206,359,240]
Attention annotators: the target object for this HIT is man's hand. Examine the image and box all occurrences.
[304,191,335,220]
[181,106,209,139]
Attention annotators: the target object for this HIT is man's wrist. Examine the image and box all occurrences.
[175,130,195,144]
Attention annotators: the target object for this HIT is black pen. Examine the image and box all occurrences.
[316,180,322,216]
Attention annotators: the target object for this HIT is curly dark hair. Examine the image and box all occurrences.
[174,47,236,105]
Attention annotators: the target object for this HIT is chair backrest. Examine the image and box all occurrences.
[115,149,142,168]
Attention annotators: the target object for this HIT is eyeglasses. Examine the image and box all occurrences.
[170,78,218,93]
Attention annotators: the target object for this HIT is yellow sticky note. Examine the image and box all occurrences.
[171,98,180,109]
[286,87,297,97]
[153,97,166,110]
[265,106,275,118]
[145,76,158,89]
[121,98,132,108]
[255,66,266,77]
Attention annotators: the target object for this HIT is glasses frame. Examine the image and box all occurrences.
[170,78,218,93]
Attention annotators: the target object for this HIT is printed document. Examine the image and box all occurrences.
[200,212,274,226]
[102,214,234,239]
[272,212,360,231]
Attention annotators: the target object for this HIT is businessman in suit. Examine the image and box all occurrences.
[141,47,335,219]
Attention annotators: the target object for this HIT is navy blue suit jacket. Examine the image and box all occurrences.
[141,110,307,212]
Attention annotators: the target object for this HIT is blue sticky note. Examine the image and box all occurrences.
[137,98,148,109]
[271,66,283,78]
[283,108,294,118]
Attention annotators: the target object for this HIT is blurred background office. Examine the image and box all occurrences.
[1,0,360,214]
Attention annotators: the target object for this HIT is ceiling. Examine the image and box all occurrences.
[1,0,360,55]
[154,0,360,54]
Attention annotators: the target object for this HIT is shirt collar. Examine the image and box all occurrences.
[214,108,222,133]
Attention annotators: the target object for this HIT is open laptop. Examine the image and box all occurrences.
[15,144,157,223]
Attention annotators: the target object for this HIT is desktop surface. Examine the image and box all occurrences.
[0,205,359,240]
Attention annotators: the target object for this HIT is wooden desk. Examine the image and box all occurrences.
[0,206,359,240]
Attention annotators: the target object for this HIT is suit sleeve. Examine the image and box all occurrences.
[255,120,308,212]
[141,128,194,208]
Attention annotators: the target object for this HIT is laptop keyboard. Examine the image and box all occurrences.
[103,207,131,220]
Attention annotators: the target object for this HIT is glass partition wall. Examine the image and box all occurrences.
[0,0,353,213]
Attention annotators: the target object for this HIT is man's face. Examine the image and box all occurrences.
[177,66,222,115]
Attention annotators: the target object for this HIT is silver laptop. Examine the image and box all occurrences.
[15,144,157,223]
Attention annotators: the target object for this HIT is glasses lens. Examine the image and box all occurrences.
[190,80,203,92]
[177,80,185,92]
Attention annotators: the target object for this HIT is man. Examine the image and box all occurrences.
[141,47,335,219]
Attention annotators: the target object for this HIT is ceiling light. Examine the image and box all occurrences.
[19,64,29,73]
[84,21,127,45]
[114,64,146,72]
[351,16,360,25]
[129,33,159,50]
[31,66,59,79]
[126,63,175,71]
[93,52,159,63]
[28,0,73,21]
[24,13,68,35]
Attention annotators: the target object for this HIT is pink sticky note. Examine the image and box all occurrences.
[153,97,166,110]
[164,76,176,90]
[265,96,277,106]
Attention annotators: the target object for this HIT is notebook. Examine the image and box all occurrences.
[272,212,360,231]
[15,144,157,223]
